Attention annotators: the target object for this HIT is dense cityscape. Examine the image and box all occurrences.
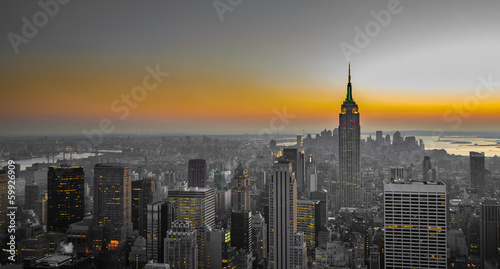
[1,67,499,268]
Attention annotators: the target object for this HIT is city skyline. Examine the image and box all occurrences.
[1,1,500,135]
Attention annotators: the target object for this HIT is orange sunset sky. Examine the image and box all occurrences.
[1,0,500,135]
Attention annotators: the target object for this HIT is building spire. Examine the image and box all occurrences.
[346,63,354,102]
[348,62,351,83]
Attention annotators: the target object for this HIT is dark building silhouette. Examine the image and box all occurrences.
[470,151,485,191]
[146,201,175,263]
[132,177,157,236]
[231,210,253,253]
[480,198,499,267]
[0,170,7,231]
[93,164,132,267]
[188,159,207,188]
[47,165,84,233]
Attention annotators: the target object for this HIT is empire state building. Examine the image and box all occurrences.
[338,64,362,208]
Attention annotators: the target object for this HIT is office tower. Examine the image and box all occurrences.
[214,170,226,190]
[147,201,175,263]
[338,64,361,208]
[352,232,365,267]
[188,159,207,188]
[311,188,329,226]
[0,170,7,231]
[66,215,94,255]
[256,170,266,190]
[216,188,231,214]
[480,198,499,267]
[168,187,215,268]
[24,183,40,210]
[132,177,158,235]
[129,236,148,269]
[93,164,132,254]
[305,154,318,194]
[422,156,433,181]
[269,158,306,268]
[164,220,198,269]
[297,200,321,257]
[231,211,253,253]
[283,148,306,193]
[376,130,383,142]
[205,228,237,269]
[470,151,485,191]
[390,167,406,181]
[384,180,447,269]
[232,162,251,211]
[47,165,84,233]
[252,212,267,261]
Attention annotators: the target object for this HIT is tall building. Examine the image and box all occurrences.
[384,180,447,269]
[188,159,207,188]
[422,156,432,181]
[129,236,148,269]
[47,165,84,233]
[132,177,158,236]
[168,187,215,269]
[24,183,40,210]
[0,170,7,231]
[470,151,485,191]
[297,199,321,257]
[214,170,226,190]
[164,220,198,269]
[252,212,268,262]
[269,158,306,268]
[205,228,237,269]
[305,154,318,194]
[231,210,253,253]
[147,201,175,263]
[310,188,329,226]
[338,64,361,208]
[93,164,132,257]
[390,167,406,181]
[283,148,306,193]
[480,198,499,267]
[231,162,251,211]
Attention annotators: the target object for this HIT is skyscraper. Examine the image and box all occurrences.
[164,220,198,269]
[338,64,361,208]
[470,151,485,191]
[188,159,207,188]
[47,165,84,233]
[168,187,215,269]
[205,228,237,269]
[479,198,499,267]
[384,180,447,269]
[422,156,433,181]
[147,201,175,263]
[269,158,306,268]
[93,164,133,252]
[231,210,253,253]
[231,162,251,212]
[252,212,267,262]
[297,199,321,257]
[132,177,158,236]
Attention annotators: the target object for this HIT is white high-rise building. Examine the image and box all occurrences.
[269,157,307,269]
[384,180,447,269]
